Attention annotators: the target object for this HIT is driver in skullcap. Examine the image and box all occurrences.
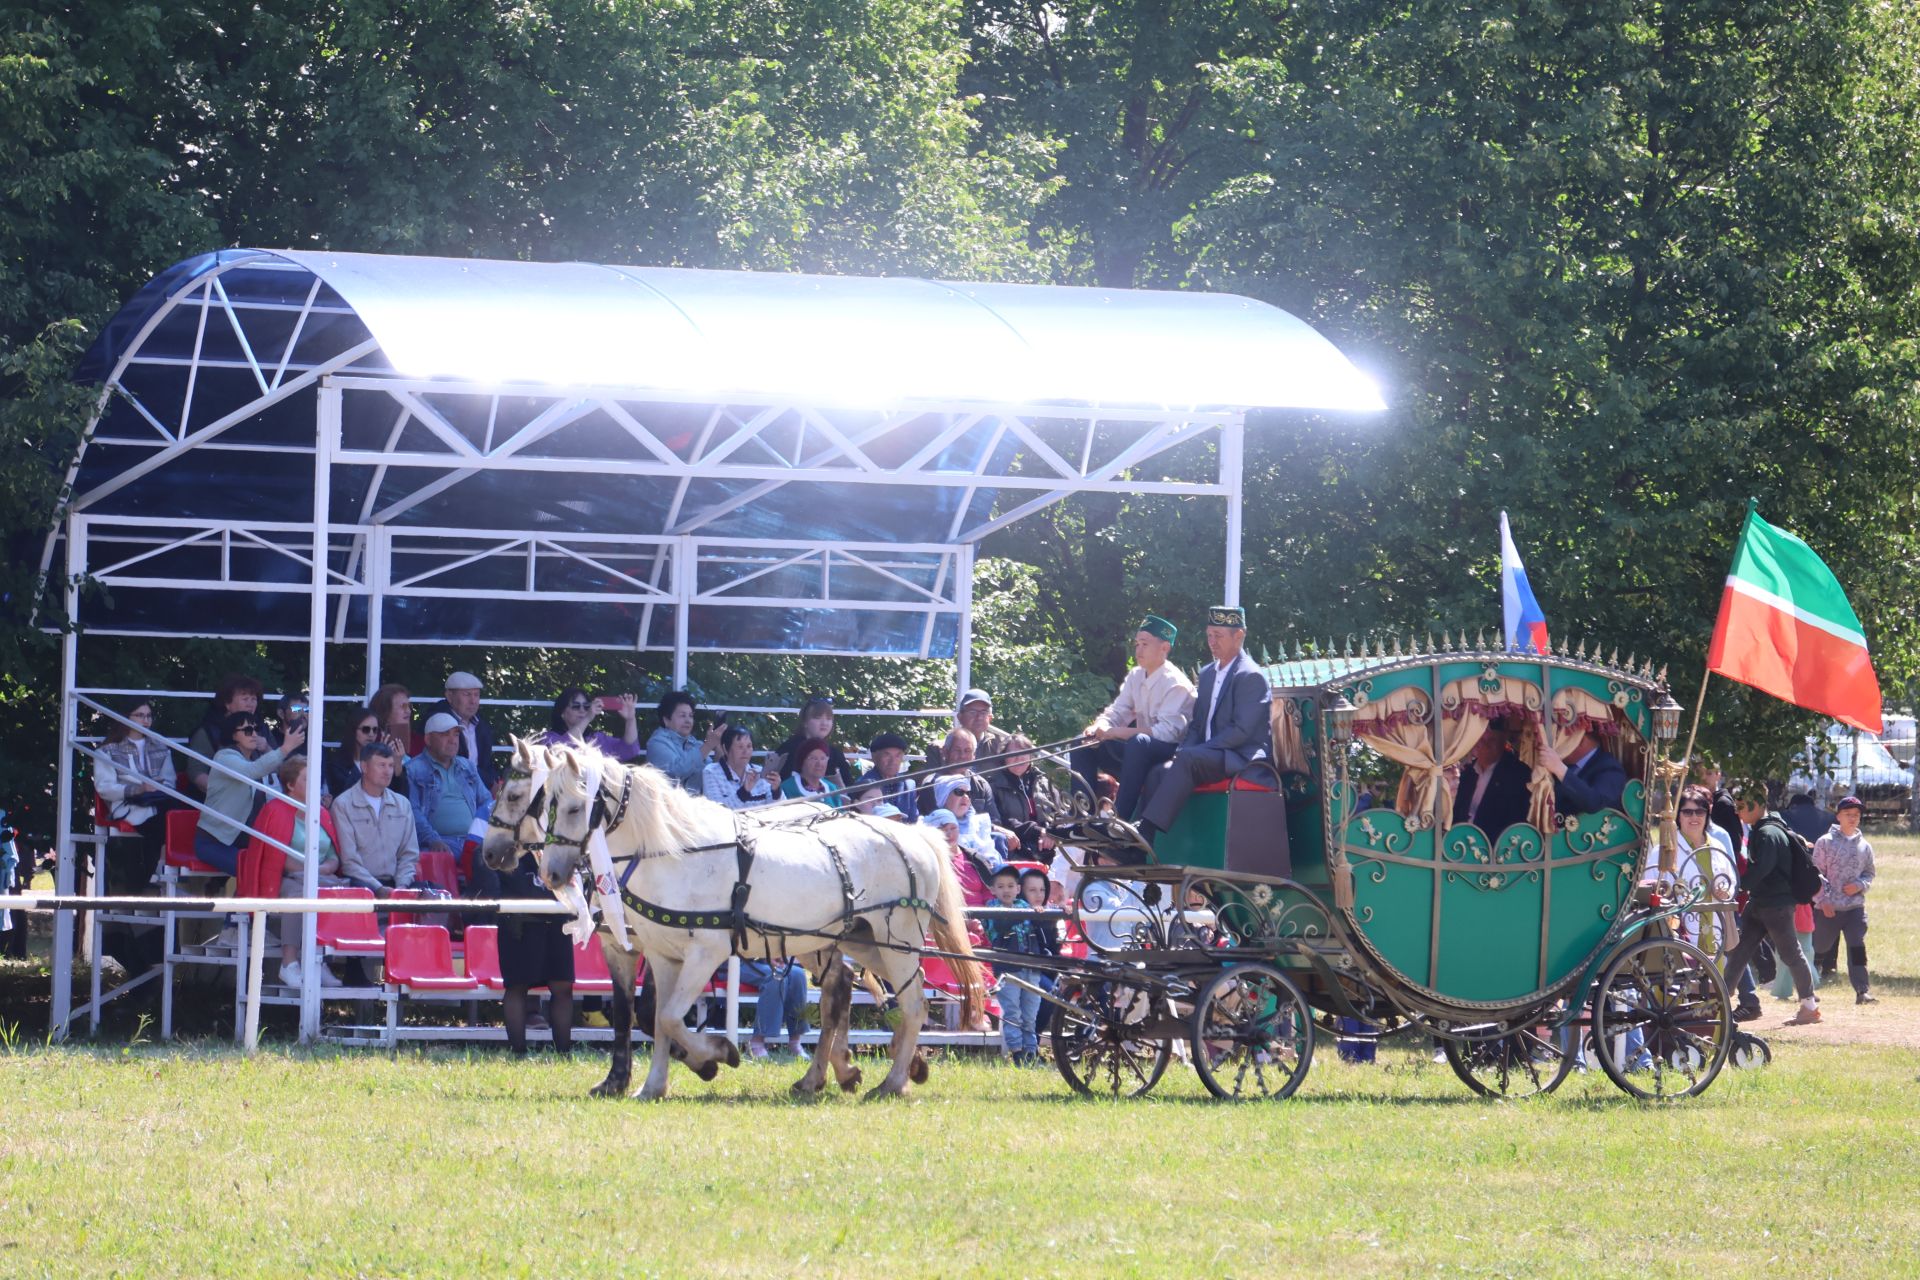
[1137,605,1272,841]
[1069,614,1196,821]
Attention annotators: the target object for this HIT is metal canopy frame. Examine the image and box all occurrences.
[46,248,1383,1041]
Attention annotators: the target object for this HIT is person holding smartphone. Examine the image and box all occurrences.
[703,726,780,809]
[539,686,642,761]
[647,691,723,794]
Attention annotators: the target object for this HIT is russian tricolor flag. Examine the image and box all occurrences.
[1500,511,1549,654]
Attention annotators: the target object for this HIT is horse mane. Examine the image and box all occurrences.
[569,747,716,855]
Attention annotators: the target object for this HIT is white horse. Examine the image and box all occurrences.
[484,738,983,1100]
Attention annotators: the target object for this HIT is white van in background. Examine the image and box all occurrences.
[1787,721,1914,818]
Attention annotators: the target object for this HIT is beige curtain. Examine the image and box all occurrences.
[1515,686,1621,831]
[1354,684,1489,829]
[1271,699,1308,774]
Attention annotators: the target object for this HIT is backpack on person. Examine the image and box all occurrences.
[1759,815,1824,904]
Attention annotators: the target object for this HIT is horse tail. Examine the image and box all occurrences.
[927,840,985,1030]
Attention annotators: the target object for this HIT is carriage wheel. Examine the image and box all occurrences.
[1442,1016,1576,1100]
[1049,978,1172,1098]
[1729,1031,1773,1070]
[1187,963,1314,1101]
[1591,936,1733,1101]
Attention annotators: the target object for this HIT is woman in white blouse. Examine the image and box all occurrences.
[1640,784,1738,953]
[703,726,780,810]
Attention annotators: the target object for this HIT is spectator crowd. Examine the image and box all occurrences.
[77,600,1892,1060]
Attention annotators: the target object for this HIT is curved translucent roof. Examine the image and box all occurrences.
[84,249,1383,410]
[58,249,1384,656]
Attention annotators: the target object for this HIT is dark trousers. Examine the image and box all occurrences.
[1069,735,1178,820]
[1138,748,1232,834]
[1812,906,1870,996]
[1720,903,1816,1003]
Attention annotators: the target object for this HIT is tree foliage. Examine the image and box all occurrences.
[2,0,1918,834]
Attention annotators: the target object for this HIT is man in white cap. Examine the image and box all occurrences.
[404,711,495,892]
[424,671,497,790]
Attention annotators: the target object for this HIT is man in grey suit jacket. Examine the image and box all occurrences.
[1138,605,1273,839]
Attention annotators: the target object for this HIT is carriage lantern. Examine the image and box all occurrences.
[1650,691,1682,743]
[1324,692,1357,745]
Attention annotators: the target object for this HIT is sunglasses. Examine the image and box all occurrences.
[1677,807,1707,816]
[566,700,593,710]
[235,725,260,737]
[355,724,378,735]
[808,694,835,707]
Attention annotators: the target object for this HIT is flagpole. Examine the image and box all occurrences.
[1679,668,1710,776]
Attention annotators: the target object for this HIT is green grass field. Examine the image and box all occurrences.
[5,838,1920,1277]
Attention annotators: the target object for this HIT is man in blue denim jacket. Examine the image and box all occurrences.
[405,713,492,888]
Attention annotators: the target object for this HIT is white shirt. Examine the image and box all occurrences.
[1466,761,1497,824]
[365,789,386,820]
[1203,660,1231,739]
[1093,661,1197,743]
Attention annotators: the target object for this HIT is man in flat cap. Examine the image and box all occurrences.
[422,671,498,791]
[1137,605,1272,840]
[1070,614,1196,821]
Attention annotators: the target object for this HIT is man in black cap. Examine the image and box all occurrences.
[860,730,917,811]
[1070,614,1196,821]
[1137,605,1272,839]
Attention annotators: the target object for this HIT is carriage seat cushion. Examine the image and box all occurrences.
[1193,777,1276,795]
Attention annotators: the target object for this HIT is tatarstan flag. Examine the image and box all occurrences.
[1707,506,1882,732]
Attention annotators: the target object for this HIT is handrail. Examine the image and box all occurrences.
[76,693,304,819]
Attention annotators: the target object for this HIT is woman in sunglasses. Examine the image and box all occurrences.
[538,686,642,760]
[323,706,381,804]
[194,710,305,875]
[1642,783,1738,953]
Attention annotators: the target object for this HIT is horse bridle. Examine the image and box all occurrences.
[543,765,635,864]
[486,767,552,860]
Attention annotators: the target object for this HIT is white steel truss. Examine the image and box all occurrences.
[44,248,1331,1043]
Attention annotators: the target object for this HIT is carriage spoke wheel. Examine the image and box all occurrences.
[1049,978,1172,1098]
[1591,936,1732,1101]
[1442,1016,1576,1100]
[1188,963,1314,1101]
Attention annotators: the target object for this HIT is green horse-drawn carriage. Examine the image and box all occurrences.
[1038,639,1741,1102]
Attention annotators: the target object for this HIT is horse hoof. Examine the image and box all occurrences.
[723,1041,741,1069]
[692,1059,720,1082]
[589,1076,628,1098]
[791,1077,823,1098]
[862,1082,907,1102]
[837,1068,864,1094]
[908,1054,929,1085]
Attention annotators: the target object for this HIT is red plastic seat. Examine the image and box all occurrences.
[235,843,284,900]
[163,808,220,873]
[314,886,385,955]
[92,797,140,836]
[383,924,478,992]
[464,925,504,990]
[416,849,460,896]
[387,887,428,928]
[1193,776,1277,795]
[572,938,615,994]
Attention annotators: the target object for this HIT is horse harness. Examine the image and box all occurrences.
[591,786,940,957]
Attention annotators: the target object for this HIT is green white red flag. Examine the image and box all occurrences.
[1707,506,1882,732]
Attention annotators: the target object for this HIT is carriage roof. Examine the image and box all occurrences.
[1264,637,1669,710]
